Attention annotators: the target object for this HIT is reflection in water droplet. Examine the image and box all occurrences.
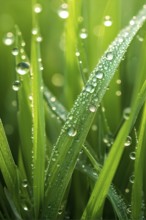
[95,70,104,79]
[104,16,112,27]
[85,85,94,93]
[129,151,136,160]
[89,105,96,112]
[12,80,21,91]
[16,62,30,75]
[58,3,69,19]
[12,48,19,56]
[3,32,14,46]
[106,52,113,61]
[123,107,131,120]
[68,127,77,137]
[79,28,88,39]
[34,3,42,13]
[124,136,132,147]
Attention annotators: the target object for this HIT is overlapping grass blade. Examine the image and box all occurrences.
[131,103,146,219]
[31,0,46,217]
[43,6,146,219]
[82,80,146,219]
[14,26,33,184]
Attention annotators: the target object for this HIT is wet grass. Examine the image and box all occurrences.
[0,0,146,219]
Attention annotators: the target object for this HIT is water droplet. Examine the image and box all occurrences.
[125,188,130,193]
[23,205,29,211]
[124,136,132,147]
[22,179,28,188]
[129,174,135,183]
[36,36,43,42]
[32,28,38,35]
[123,107,131,120]
[12,80,21,91]
[104,16,112,27]
[118,37,124,43]
[129,151,136,160]
[106,52,113,61]
[137,35,144,42]
[116,90,122,96]
[95,70,104,79]
[129,19,135,26]
[116,79,121,84]
[75,51,80,57]
[85,85,94,93]
[89,105,96,112]
[103,134,114,147]
[68,127,77,137]
[12,48,19,56]
[16,62,30,75]
[34,3,42,13]
[79,28,88,39]
[3,32,14,46]
[58,3,69,19]
[127,205,131,214]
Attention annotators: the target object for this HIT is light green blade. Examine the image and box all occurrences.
[43,5,146,219]
[131,103,146,219]
[31,0,46,217]
[82,80,146,219]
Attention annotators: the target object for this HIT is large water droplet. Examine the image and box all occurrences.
[79,28,88,39]
[68,127,77,137]
[58,3,69,19]
[124,136,132,147]
[89,105,96,112]
[3,32,14,46]
[85,85,94,93]
[95,70,104,79]
[104,16,112,27]
[129,151,136,160]
[123,107,131,120]
[32,28,38,35]
[12,80,21,91]
[106,52,113,61]
[16,62,30,75]
[34,3,42,13]
[12,48,19,56]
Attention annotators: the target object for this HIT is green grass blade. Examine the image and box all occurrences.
[31,0,46,217]
[81,80,146,219]
[0,120,17,195]
[131,103,146,219]
[43,6,146,219]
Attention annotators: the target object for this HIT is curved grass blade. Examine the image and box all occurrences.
[131,103,146,219]
[81,80,146,219]
[43,6,146,219]
[31,0,46,217]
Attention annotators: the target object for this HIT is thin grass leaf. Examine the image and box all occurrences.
[31,0,46,217]
[131,103,146,219]
[0,120,17,195]
[82,80,146,219]
[43,6,146,219]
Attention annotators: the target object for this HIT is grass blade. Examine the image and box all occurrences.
[31,0,46,217]
[131,103,146,219]
[43,5,146,219]
[82,80,146,219]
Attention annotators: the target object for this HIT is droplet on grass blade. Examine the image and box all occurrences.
[16,62,30,75]
[89,105,97,112]
[12,48,19,56]
[104,16,113,27]
[3,32,14,46]
[106,52,114,61]
[58,3,69,19]
[124,136,132,146]
[129,174,135,183]
[68,127,77,137]
[12,80,21,91]
[129,151,136,160]
[85,85,95,93]
[95,70,104,79]
[22,179,28,188]
[34,3,42,13]
[123,107,131,120]
[79,28,88,39]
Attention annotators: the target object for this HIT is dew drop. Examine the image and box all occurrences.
[89,105,96,113]
[22,179,28,188]
[75,51,80,57]
[34,3,42,13]
[58,3,69,19]
[12,48,19,56]
[129,151,136,160]
[118,37,124,43]
[104,16,112,27]
[124,136,132,147]
[95,70,104,79]
[106,52,113,61]
[129,19,135,26]
[129,174,135,184]
[23,205,29,211]
[36,36,43,42]
[16,62,30,75]
[116,90,122,96]
[125,188,130,193]
[79,28,88,39]
[32,28,38,35]
[3,32,14,46]
[137,35,144,42]
[123,107,131,120]
[68,127,77,137]
[85,85,94,93]
[103,134,114,147]
[12,80,21,91]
